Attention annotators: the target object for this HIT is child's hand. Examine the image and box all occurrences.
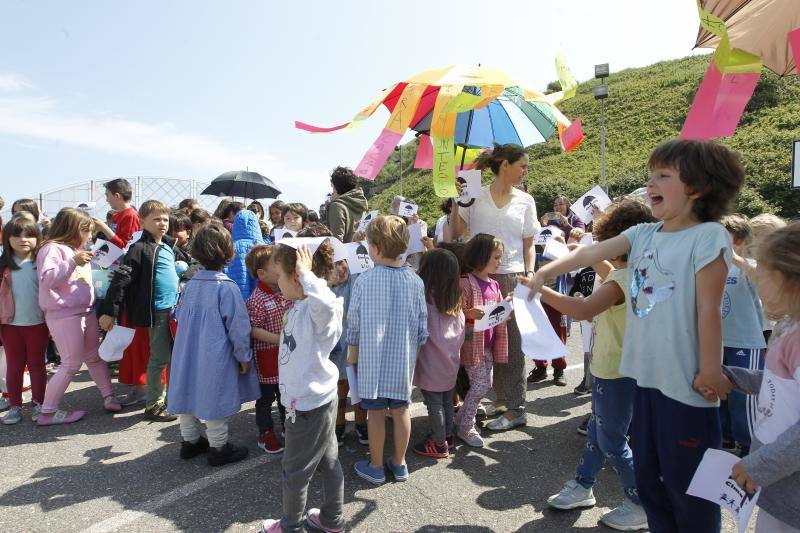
[464,307,485,320]
[692,371,732,401]
[239,361,251,374]
[74,250,93,266]
[731,461,758,494]
[353,230,366,243]
[518,272,545,301]
[295,245,313,275]
[421,236,435,251]
[99,314,115,332]
[568,228,585,243]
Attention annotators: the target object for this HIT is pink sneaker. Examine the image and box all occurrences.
[36,410,85,426]
[260,519,283,532]
[306,508,344,532]
[104,396,123,412]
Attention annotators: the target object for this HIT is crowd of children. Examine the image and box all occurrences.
[0,138,798,533]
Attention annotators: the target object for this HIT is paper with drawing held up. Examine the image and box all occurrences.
[473,299,513,332]
[99,326,136,362]
[512,284,568,361]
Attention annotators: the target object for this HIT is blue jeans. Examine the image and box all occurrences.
[575,376,639,505]
[720,347,765,449]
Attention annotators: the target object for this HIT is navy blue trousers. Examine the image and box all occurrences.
[632,386,722,533]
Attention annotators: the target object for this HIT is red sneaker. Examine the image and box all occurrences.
[257,430,284,454]
[413,437,448,459]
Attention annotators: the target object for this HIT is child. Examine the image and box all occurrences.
[281,203,308,233]
[747,213,787,344]
[719,214,766,457]
[245,244,289,454]
[0,215,48,424]
[455,234,508,447]
[168,209,193,253]
[260,241,345,533]
[349,215,428,485]
[543,200,656,531]
[522,139,744,531]
[412,248,465,458]
[720,222,800,533]
[225,209,265,300]
[100,200,182,422]
[36,208,121,425]
[167,223,259,466]
[92,178,140,250]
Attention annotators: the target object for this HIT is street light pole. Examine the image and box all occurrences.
[594,63,609,193]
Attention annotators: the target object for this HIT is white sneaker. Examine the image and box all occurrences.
[485,413,526,431]
[0,396,9,411]
[547,480,596,510]
[2,406,23,425]
[32,402,42,422]
[457,425,484,447]
[600,499,648,531]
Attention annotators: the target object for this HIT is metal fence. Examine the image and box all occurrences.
[1,176,242,221]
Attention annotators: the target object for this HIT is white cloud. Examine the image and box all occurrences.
[0,73,35,92]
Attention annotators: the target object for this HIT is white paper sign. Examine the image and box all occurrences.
[75,201,97,217]
[473,299,513,332]
[457,169,482,201]
[91,239,125,269]
[398,201,418,217]
[276,236,347,262]
[344,241,374,274]
[99,325,136,362]
[274,229,298,241]
[345,365,361,405]
[571,185,612,224]
[124,230,143,253]
[355,210,380,234]
[687,449,760,533]
[405,222,425,255]
[543,237,569,260]
[535,225,564,245]
[579,233,594,246]
[512,285,569,360]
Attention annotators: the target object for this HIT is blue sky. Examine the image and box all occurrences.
[0,1,709,214]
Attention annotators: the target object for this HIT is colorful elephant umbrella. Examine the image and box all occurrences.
[296,64,584,197]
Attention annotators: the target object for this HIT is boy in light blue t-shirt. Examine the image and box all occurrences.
[720,214,766,457]
[522,139,745,532]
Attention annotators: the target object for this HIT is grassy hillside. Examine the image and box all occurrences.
[362,55,800,226]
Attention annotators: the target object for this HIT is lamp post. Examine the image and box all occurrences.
[594,63,609,192]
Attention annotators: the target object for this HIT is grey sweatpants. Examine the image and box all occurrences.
[490,272,527,419]
[280,399,344,532]
[421,389,454,442]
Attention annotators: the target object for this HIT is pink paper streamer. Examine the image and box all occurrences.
[790,28,800,76]
[681,62,759,141]
[414,134,433,169]
[354,128,403,180]
[295,120,350,133]
[560,117,584,152]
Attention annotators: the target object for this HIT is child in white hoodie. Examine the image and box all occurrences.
[260,241,345,533]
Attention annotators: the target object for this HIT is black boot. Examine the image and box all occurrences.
[180,436,210,459]
[207,443,249,466]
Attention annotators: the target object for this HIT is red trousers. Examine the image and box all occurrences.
[1,323,49,407]
[534,302,568,370]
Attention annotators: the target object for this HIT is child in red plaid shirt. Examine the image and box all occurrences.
[246,245,292,454]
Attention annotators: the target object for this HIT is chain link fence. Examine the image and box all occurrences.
[1,176,246,221]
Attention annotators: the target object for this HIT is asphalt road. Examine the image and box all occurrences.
[1,325,748,532]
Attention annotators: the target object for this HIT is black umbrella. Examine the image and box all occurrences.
[201,170,281,199]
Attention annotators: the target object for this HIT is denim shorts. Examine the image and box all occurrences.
[359,397,409,411]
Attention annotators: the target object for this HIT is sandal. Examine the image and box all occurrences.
[36,409,85,426]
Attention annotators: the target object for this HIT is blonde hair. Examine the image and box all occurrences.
[44,208,93,248]
[366,215,408,260]
[139,199,170,219]
[757,221,800,320]
[745,213,787,258]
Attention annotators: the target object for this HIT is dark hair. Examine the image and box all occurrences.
[474,143,527,175]
[213,199,231,219]
[464,233,504,273]
[418,249,462,316]
[247,201,265,220]
[0,215,42,271]
[191,223,234,270]
[298,222,332,238]
[11,198,40,221]
[593,199,657,261]
[178,198,198,211]
[245,244,275,278]
[438,241,469,275]
[274,240,335,281]
[330,166,358,195]
[647,139,744,222]
[104,178,133,202]
[440,198,453,216]
[168,210,192,237]
[721,213,752,244]
[189,208,211,225]
[282,203,308,224]
[105,210,115,223]
[221,201,245,221]
[307,210,320,223]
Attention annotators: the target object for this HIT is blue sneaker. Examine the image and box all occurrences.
[384,458,409,482]
[354,460,385,485]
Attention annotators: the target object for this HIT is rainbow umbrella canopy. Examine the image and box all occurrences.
[297,64,584,197]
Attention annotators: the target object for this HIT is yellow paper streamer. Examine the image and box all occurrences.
[385,83,426,134]
[431,84,463,197]
[346,83,399,131]
[696,0,761,74]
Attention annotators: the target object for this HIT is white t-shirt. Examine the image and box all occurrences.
[458,185,539,274]
[434,215,448,243]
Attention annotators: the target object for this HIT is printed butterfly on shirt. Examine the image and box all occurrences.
[630,249,675,318]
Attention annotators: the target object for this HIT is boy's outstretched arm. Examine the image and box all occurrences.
[520,235,631,299]
[693,254,732,401]
[540,280,625,322]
